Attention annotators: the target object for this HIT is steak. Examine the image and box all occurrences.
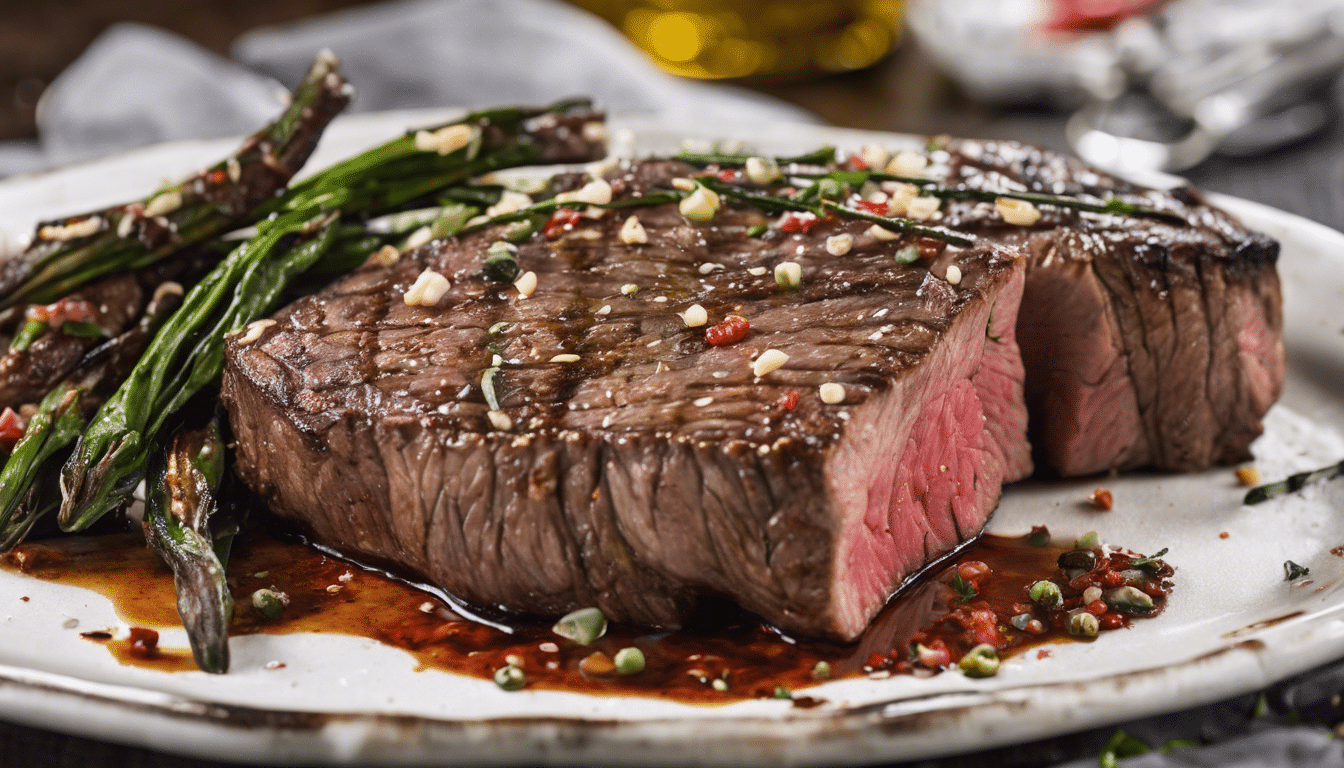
[934,138,1283,475]
[223,160,1032,640]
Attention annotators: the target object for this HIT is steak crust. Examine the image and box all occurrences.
[223,160,1031,640]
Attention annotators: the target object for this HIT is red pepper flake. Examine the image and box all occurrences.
[543,207,583,238]
[1219,531,1229,539]
[26,298,96,328]
[778,212,819,234]
[865,652,889,670]
[957,560,991,583]
[207,169,228,185]
[717,169,738,182]
[127,627,160,659]
[705,314,749,346]
[776,390,799,410]
[79,630,112,641]
[857,199,888,215]
[1085,600,1108,616]
[0,408,24,450]
[1090,488,1113,510]
[843,155,869,170]
[1036,649,1052,660]
[1099,613,1126,630]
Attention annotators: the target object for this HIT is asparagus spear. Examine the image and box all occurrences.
[1245,460,1344,505]
[59,103,608,531]
[59,204,340,531]
[0,281,185,547]
[0,51,352,311]
[144,416,232,673]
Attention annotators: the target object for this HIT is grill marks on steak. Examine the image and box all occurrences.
[223,160,1031,640]
[934,139,1283,475]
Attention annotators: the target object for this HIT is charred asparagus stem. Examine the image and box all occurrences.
[144,417,232,673]
[0,283,185,547]
[1245,460,1344,505]
[59,102,608,532]
[0,51,351,311]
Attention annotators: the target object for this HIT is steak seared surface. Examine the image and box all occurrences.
[935,139,1283,475]
[223,160,1031,640]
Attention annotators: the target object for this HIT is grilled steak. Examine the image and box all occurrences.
[223,160,1032,640]
[934,138,1283,475]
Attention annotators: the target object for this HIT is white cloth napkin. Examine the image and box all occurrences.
[2,0,813,177]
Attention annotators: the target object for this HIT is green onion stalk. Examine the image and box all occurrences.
[0,52,352,312]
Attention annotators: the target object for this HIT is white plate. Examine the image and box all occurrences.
[0,113,1342,766]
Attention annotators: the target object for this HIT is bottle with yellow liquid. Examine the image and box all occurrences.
[570,0,904,80]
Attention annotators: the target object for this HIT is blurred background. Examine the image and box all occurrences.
[2,2,1344,766]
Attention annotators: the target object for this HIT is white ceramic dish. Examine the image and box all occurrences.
[0,113,1341,766]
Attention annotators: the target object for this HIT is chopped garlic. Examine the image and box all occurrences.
[905,196,942,221]
[858,144,890,170]
[679,184,720,223]
[620,215,648,245]
[403,225,433,251]
[945,264,962,285]
[514,270,538,298]
[752,349,789,377]
[886,150,929,178]
[226,157,242,183]
[826,233,853,256]
[364,245,400,268]
[557,178,613,206]
[414,123,475,155]
[748,266,768,276]
[581,121,607,143]
[671,177,696,191]
[774,261,802,290]
[236,319,276,345]
[487,410,513,430]
[698,262,725,275]
[867,224,898,241]
[144,190,182,217]
[404,270,450,306]
[744,156,780,185]
[819,382,846,404]
[486,190,533,217]
[550,353,581,363]
[681,304,708,327]
[620,283,639,296]
[39,216,104,242]
[996,197,1042,226]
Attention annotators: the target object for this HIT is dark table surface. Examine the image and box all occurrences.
[3,31,1344,768]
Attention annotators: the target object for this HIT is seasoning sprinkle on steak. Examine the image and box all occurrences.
[223,159,1032,640]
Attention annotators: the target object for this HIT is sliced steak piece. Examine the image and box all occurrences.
[933,138,1283,475]
[223,160,1031,640]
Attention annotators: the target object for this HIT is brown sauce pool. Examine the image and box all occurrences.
[1,528,1171,703]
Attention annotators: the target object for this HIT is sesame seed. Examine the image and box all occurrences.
[867,224,898,241]
[748,266,767,276]
[682,304,708,327]
[550,353,580,363]
[144,190,182,217]
[418,601,436,613]
[403,225,433,251]
[653,296,668,303]
[486,190,533,218]
[752,349,789,377]
[996,197,1042,226]
[581,121,607,143]
[694,396,714,406]
[364,244,400,268]
[945,264,962,285]
[595,304,612,316]
[514,270,538,298]
[620,215,648,245]
[819,382,846,404]
[826,233,854,256]
[487,411,513,430]
[325,584,342,594]
[539,642,560,653]
[699,262,724,275]
[403,270,450,307]
[236,319,276,345]
[671,177,696,191]
[621,283,639,296]
[226,157,241,183]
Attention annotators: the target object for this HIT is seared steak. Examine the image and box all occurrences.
[223,160,1031,640]
[934,139,1283,475]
